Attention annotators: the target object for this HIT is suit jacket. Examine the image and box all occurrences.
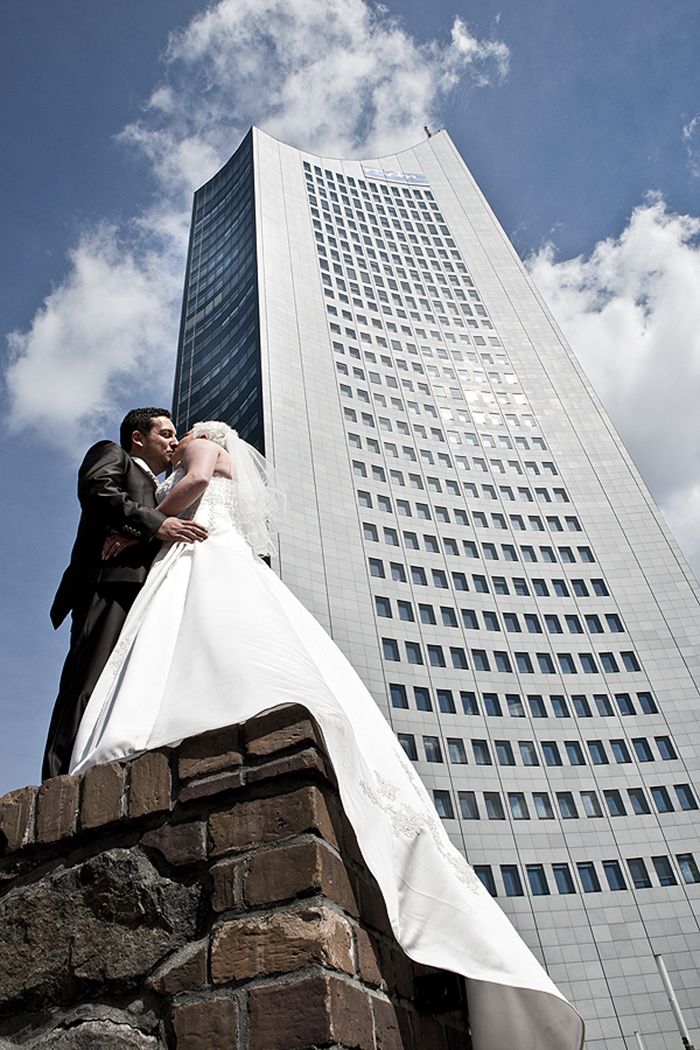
[50,441,167,628]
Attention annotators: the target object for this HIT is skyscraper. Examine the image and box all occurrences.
[173,127,700,1050]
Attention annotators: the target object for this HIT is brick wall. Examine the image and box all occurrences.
[0,705,470,1050]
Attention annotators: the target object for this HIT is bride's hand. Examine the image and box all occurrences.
[102,534,139,560]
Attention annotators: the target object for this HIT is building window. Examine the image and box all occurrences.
[411,566,427,585]
[432,569,448,588]
[677,854,700,884]
[483,693,502,716]
[450,647,468,670]
[600,653,619,673]
[655,736,677,760]
[611,739,631,763]
[423,736,443,763]
[557,792,578,819]
[484,792,505,820]
[627,858,652,889]
[382,638,400,661]
[501,865,524,896]
[606,614,624,633]
[390,683,408,708]
[494,651,513,673]
[375,596,392,618]
[461,691,479,715]
[507,694,525,717]
[504,613,521,633]
[513,578,530,596]
[391,563,407,582]
[577,862,601,893]
[483,610,500,631]
[496,740,515,766]
[458,791,480,819]
[519,741,539,765]
[447,737,467,763]
[414,687,432,711]
[558,653,577,674]
[572,694,592,717]
[651,856,677,887]
[621,651,641,672]
[508,792,530,819]
[363,522,379,541]
[397,600,414,622]
[433,790,454,819]
[581,791,603,817]
[533,792,554,819]
[528,695,547,718]
[552,580,569,597]
[602,861,627,891]
[565,741,585,765]
[437,690,456,714]
[369,558,385,578]
[633,738,654,762]
[538,653,556,674]
[553,864,576,894]
[472,649,491,671]
[615,693,635,715]
[398,733,417,760]
[427,645,446,667]
[579,653,598,674]
[452,572,469,591]
[627,788,650,814]
[524,614,542,634]
[591,579,609,596]
[604,790,626,816]
[473,575,489,593]
[527,865,550,896]
[473,739,492,765]
[572,579,589,597]
[587,739,609,765]
[516,652,534,673]
[651,786,674,812]
[474,865,497,896]
[551,695,570,718]
[637,691,658,714]
[594,694,614,716]
[675,784,698,810]
[405,641,423,664]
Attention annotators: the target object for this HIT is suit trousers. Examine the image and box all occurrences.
[42,582,140,780]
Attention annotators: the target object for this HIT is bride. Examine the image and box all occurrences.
[71,422,583,1050]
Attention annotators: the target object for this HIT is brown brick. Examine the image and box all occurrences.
[178,770,243,805]
[209,785,339,856]
[374,997,414,1050]
[152,940,207,995]
[129,751,172,818]
[81,761,125,829]
[357,875,393,937]
[172,998,237,1049]
[248,973,374,1050]
[211,905,353,984]
[446,1025,472,1050]
[355,927,382,987]
[0,786,37,854]
[244,839,358,915]
[178,725,242,780]
[390,946,415,1000]
[35,776,79,843]
[245,748,335,787]
[141,821,206,865]
[340,810,366,867]
[244,705,322,758]
[412,1011,448,1050]
[211,858,238,912]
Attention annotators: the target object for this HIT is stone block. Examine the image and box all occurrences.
[141,821,206,865]
[245,748,334,787]
[129,752,172,819]
[244,705,322,758]
[211,859,238,912]
[30,1019,164,1048]
[0,785,37,854]
[356,875,393,937]
[355,927,382,987]
[35,776,80,844]
[248,973,374,1050]
[373,997,414,1050]
[244,838,358,914]
[209,785,339,856]
[152,940,208,995]
[178,771,243,806]
[210,904,353,984]
[178,725,242,780]
[81,762,125,830]
[172,998,237,1050]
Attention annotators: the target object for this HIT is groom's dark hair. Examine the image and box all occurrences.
[120,408,173,451]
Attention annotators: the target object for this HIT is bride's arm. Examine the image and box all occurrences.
[157,440,221,517]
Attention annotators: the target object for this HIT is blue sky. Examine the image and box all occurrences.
[1,0,699,797]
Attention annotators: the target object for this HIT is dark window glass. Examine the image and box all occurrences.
[675,784,698,810]
[587,740,608,765]
[375,596,392,618]
[651,786,674,812]
[447,737,467,762]
[655,736,677,760]
[565,741,585,765]
[382,638,400,661]
[473,739,492,765]
[604,789,626,816]
[484,792,505,820]
[577,862,601,893]
[433,790,454,819]
[542,742,562,766]
[557,792,578,818]
[594,694,613,716]
[494,651,513,672]
[553,864,576,894]
[423,736,443,763]
[627,858,651,889]
[405,641,423,664]
[483,693,502,717]
[414,687,432,711]
[627,788,650,814]
[527,865,550,896]
[461,691,479,715]
[474,865,497,895]
[458,791,480,819]
[508,793,529,819]
[501,865,524,896]
[652,856,677,886]
[472,649,491,671]
[677,854,700,884]
[637,691,658,714]
[602,861,627,891]
[390,683,408,708]
[633,738,654,762]
[615,693,635,715]
[398,733,417,760]
[551,695,570,718]
[438,689,456,713]
[611,739,631,763]
[572,694,592,717]
[528,695,547,718]
[496,740,515,766]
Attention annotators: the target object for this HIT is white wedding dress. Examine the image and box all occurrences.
[71,471,583,1050]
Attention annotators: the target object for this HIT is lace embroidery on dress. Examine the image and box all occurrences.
[359,770,482,894]
[156,471,258,549]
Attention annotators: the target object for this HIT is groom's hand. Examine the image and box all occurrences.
[155,517,208,543]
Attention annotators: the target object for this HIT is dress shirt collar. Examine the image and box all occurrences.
[131,457,159,486]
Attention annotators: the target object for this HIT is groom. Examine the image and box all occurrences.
[43,407,208,780]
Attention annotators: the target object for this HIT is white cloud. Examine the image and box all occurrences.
[528,197,700,575]
[4,0,509,449]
